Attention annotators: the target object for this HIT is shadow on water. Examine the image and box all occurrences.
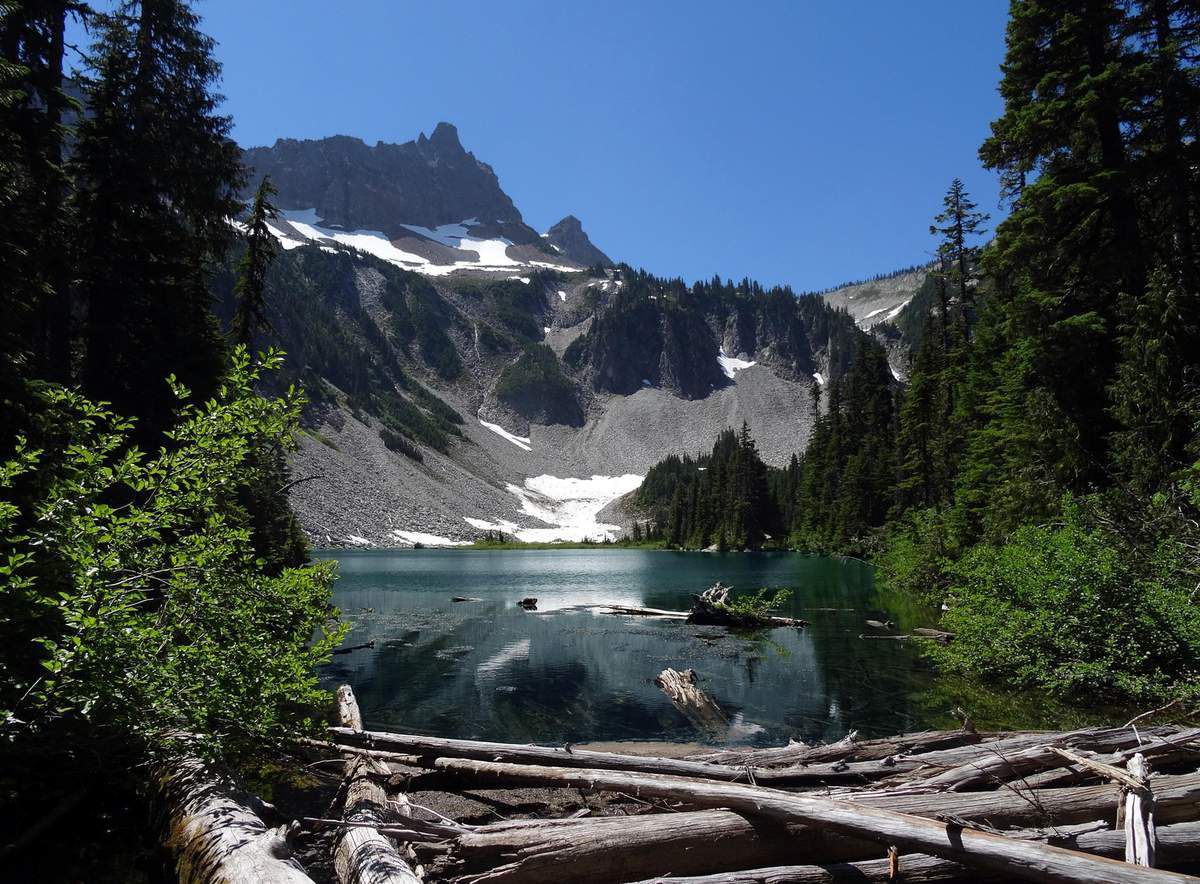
[318,548,1066,745]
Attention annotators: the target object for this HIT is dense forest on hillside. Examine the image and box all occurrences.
[639,0,1200,706]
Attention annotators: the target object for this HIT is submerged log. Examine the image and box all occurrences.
[158,755,314,884]
[655,668,727,735]
[428,758,1196,883]
[333,641,376,656]
[333,686,421,884]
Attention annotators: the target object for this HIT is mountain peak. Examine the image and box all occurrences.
[545,215,612,267]
[428,121,462,150]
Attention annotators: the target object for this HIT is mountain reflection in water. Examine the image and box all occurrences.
[318,548,946,746]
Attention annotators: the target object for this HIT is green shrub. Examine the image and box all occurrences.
[928,501,1200,703]
[0,350,346,765]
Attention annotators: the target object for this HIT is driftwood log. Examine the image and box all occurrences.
[328,727,932,785]
[1124,753,1156,867]
[655,668,727,734]
[426,757,1197,883]
[626,818,1200,882]
[158,755,314,884]
[333,685,421,884]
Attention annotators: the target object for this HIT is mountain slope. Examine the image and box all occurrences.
[231,123,887,546]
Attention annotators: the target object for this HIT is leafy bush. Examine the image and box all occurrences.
[928,501,1200,703]
[0,350,346,764]
[725,587,794,620]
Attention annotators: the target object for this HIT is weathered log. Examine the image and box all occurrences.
[425,807,1200,884]
[333,686,421,884]
[656,668,728,735]
[159,755,315,884]
[625,820,1200,883]
[913,627,955,642]
[1124,753,1156,867]
[424,809,865,884]
[328,727,924,785]
[1025,729,1200,789]
[451,596,483,602]
[689,728,1008,767]
[892,719,1180,791]
[428,758,1197,883]
[603,604,690,619]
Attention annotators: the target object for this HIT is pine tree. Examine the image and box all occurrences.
[232,175,280,348]
[73,0,244,441]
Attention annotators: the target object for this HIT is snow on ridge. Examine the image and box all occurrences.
[268,209,578,277]
[717,350,757,380]
[557,290,567,302]
[479,419,532,451]
[884,298,912,321]
[812,372,826,386]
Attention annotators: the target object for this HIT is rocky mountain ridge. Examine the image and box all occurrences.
[231,123,913,546]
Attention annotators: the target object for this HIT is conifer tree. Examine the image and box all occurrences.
[232,175,280,348]
[73,0,244,441]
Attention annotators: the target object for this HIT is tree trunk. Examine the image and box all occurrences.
[1123,753,1156,868]
[428,758,1198,883]
[333,686,421,884]
[158,756,315,884]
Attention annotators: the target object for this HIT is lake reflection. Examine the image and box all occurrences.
[319,549,950,746]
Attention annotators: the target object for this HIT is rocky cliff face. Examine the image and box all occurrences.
[243,122,538,244]
[544,215,612,267]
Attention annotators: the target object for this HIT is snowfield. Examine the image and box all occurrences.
[466,473,643,543]
[718,350,757,380]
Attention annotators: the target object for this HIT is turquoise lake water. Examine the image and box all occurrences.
[315,548,1035,746]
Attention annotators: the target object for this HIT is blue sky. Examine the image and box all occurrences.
[73,1,1010,292]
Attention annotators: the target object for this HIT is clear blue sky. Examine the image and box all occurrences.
[75,0,1011,292]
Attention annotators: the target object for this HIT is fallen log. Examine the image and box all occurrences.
[424,809,863,884]
[427,758,1197,883]
[656,668,728,735]
[422,808,1200,884]
[328,727,929,785]
[603,604,690,619]
[333,686,421,884]
[910,727,1191,791]
[158,755,315,884]
[625,820,1200,883]
[689,728,1010,767]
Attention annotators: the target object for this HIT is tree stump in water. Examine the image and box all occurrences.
[687,583,806,628]
[656,668,728,736]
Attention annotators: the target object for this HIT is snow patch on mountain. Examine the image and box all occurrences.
[718,350,757,380]
[270,209,578,276]
[479,419,532,451]
[467,474,643,542]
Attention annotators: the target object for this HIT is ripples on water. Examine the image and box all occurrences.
[318,549,1060,746]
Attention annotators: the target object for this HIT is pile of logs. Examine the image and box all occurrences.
[164,685,1200,883]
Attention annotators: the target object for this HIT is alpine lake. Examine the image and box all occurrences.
[318,548,1105,747]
